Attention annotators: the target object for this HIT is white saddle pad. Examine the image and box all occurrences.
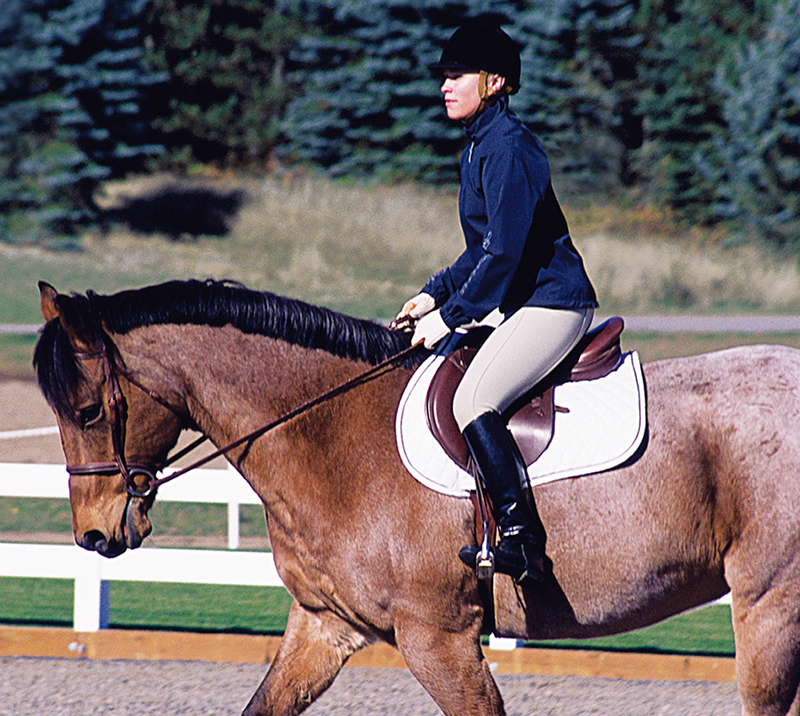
[395,335,647,498]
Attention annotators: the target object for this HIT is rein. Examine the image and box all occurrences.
[67,337,422,499]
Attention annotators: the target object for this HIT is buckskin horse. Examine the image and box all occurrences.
[35,279,800,716]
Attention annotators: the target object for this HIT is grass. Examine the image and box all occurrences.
[6,171,800,328]
[3,171,800,380]
[0,334,38,379]
[527,604,734,657]
[0,577,292,634]
[0,575,733,656]
[0,497,268,541]
[623,331,800,363]
[3,170,799,374]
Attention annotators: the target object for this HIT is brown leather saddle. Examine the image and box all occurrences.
[425,316,625,472]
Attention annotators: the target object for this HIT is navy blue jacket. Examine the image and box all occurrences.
[423,98,598,329]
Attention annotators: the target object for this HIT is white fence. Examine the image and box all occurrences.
[0,462,284,632]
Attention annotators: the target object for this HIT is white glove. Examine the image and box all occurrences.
[397,292,435,321]
[412,309,451,349]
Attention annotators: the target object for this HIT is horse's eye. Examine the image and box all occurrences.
[77,404,103,428]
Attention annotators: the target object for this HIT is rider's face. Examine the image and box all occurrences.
[440,71,482,123]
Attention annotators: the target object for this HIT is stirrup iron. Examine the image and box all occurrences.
[475,521,494,581]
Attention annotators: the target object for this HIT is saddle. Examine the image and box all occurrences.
[425,316,625,472]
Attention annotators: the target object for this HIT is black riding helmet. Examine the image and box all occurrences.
[429,24,521,95]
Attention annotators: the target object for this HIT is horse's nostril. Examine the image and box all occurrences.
[81,530,108,552]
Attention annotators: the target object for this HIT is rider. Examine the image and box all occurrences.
[396,24,598,586]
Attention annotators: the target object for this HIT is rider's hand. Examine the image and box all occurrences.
[397,293,435,321]
[412,309,450,349]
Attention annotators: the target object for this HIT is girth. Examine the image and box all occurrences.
[425,316,624,472]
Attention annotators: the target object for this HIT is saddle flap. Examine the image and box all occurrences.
[508,386,555,464]
[425,347,473,470]
[425,317,625,473]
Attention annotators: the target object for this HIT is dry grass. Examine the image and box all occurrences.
[579,234,800,314]
[5,171,800,328]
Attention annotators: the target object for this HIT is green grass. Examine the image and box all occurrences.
[0,334,38,378]
[6,172,800,331]
[4,171,800,378]
[623,331,800,363]
[0,497,72,534]
[0,497,268,541]
[0,577,292,634]
[527,604,734,657]
[0,574,733,655]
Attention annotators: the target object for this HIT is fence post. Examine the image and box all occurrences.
[73,550,109,631]
[227,501,240,550]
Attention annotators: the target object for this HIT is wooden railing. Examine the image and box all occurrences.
[0,463,283,631]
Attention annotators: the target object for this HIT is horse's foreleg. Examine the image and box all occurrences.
[395,613,505,716]
[242,600,372,716]
[731,589,800,716]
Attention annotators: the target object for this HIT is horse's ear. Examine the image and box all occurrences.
[38,281,96,353]
[39,281,60,323]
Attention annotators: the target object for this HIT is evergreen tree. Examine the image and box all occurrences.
[277,0,643,193]
[277,0,523,183]
[515,0,642,195]
[144,0,298,168]
[0,0,166,244]
[637,0,772,223]
[704,0,800,248]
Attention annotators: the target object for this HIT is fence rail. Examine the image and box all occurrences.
[0,462,283,632]
[0,462,261,547]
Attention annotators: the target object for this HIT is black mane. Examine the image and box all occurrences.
[35,279,419,418]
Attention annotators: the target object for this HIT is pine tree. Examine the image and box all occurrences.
[277,0,524,183]
[144,0,298,168]
[0,0,84,244]
[637,0,772,223]
[277,0,642,193]
[0,0,166,244]
[515,0,642,195]
[705,0,800,248]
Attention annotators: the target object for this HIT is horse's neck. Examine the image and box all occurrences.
[117,322,407,491]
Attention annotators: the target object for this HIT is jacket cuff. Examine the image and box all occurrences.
[439,301,468,330]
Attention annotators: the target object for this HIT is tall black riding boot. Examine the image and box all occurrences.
[458,410,546,586]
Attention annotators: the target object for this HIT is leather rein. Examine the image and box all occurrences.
[66,335,421,499]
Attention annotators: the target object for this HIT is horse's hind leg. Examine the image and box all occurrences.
[732,589,800,716]
[242,600,371,716]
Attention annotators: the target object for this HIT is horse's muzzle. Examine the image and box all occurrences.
[79,529,127,558]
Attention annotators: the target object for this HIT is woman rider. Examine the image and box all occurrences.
[396,24,598,587]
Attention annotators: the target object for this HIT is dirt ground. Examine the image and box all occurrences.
[0,380,63,464]
[0,657,742,716]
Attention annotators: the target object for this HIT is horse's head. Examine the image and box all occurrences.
[35,282,185,557]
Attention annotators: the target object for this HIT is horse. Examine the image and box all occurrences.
[34,278,800,716]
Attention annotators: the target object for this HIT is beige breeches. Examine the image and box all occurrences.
[452,306,594,431]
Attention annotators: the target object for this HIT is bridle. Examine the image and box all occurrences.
[66,333,421,500]
[66,341,185,499]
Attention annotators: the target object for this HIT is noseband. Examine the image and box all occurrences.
[65,334,421,500]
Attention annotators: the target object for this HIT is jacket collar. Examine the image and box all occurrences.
[464,97,507,144]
